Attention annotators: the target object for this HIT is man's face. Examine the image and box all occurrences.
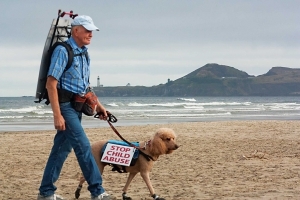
[72,25,93,47]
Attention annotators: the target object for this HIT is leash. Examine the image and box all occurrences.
[94,111,154,161]
[94,111,138,148]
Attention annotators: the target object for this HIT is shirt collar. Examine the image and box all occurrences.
[68,37,88,53]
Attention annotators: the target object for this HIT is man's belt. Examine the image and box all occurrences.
[58,88,74,103]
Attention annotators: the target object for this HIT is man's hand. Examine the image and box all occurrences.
[96,99,107,121]
[97,107,107,121]
[46,76,65,130]
[54,114,66,130]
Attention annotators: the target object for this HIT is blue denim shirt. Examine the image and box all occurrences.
[47,37,90,95]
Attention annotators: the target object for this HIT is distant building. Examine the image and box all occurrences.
[97,76,100,87]
[96,76,103,87]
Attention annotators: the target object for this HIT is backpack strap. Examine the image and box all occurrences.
[51,41,89,72]
[50,42,74,72]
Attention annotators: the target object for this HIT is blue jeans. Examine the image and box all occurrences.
[39,102,104,197]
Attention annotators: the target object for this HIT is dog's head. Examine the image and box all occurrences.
[150,128,179,155]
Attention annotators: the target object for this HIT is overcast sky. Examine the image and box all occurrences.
[0,0,299,97]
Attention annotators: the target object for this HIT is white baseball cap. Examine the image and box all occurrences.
[71,15,99,31]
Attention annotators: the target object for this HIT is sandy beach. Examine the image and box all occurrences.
[1,120,300,200]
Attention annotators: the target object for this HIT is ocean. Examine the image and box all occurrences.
[0,96,300,131]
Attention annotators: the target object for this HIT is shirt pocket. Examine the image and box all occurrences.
[65,59,82,79]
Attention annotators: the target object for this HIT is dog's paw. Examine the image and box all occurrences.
[122,192,132,200]
[75,185,82,199]
[152,194,166,200]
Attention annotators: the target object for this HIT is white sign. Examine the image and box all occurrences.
[101,143,136,166]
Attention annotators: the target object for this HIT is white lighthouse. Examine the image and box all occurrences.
[97,76,100,87]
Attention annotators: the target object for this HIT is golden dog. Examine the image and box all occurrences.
[75,128,179,200]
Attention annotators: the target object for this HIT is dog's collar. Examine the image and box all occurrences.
[139,140,155,161]
[142,140,151,150]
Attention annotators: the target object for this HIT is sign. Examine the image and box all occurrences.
[101,143,136,166]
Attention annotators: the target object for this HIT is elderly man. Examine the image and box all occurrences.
[37,15,111,200]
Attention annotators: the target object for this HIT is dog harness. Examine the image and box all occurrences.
[100,140,154,173]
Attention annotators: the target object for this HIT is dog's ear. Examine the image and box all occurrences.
[149,128,178,155]
[149,130,169,155]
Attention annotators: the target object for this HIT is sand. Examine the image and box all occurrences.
[1,120,300,200]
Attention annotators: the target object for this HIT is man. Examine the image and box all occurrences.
[37,15,111,200]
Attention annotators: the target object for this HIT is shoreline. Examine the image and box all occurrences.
[1,120,300,199]
[1,115,299,132]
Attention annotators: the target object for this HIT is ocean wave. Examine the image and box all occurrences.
[0,116,24,119]
[0,106,40,113]
[1,96,300,126]
[183,106,205,110]
[177,98,197,102]
[127,102,209,107]
[144,112,232,117]
[106,102,119,107]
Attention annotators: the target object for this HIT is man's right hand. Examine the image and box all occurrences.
[46,76,66,131]
[54,114,66,130]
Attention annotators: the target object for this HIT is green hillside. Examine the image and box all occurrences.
[94,63,300,96]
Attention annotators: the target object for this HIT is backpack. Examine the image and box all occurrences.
[35,41,88,105]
